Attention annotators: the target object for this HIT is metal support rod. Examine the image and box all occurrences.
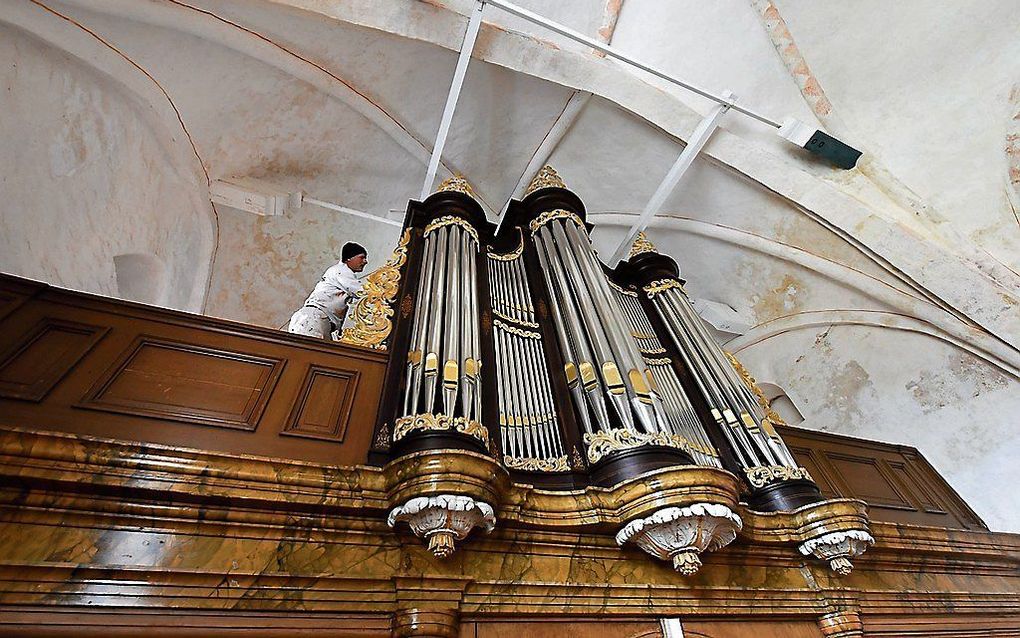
[608,93,735,265]
[304,197,403,228]
[420,1,485,199]
[484,0,781,128]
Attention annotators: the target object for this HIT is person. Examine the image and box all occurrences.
[287,242,368,339]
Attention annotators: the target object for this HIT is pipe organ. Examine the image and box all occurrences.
[376,167,873,575]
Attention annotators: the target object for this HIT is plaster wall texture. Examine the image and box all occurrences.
[0,24,214,311]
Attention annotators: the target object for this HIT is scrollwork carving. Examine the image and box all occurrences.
[745,464,814,488]
[584,428,692,464]
[503,455,570,473]
[642,278,684,299]
[392,413,489,446]
[340,229,411,350]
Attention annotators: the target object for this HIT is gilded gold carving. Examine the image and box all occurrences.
[524,165,566,196]
[584,428,692,464]
[643,356,672,366]
[423,215,480,244]
[607,279,639,297]
[487,231,524,261]
[745,464,814,488]
[725,351,787,435]
[492,309,539,328]
[643,278,684,299]
[628,231,658,258]
[528,208,585,235]
[373,423,391,450]
[436,175,475,197]
[493,318,541,339]
[640,346,668,355]
[339,228,411,350]
[392,413,489,446]
[503,455,570,473]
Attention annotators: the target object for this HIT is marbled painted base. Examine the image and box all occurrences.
[0,427,1016,636]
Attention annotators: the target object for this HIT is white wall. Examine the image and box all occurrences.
[0,24,214,312]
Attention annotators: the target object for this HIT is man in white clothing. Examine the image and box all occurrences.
[287,242,368,339]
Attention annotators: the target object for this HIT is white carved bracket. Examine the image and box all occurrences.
[616,503,743,575]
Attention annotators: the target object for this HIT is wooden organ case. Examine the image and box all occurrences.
[374,169,872,578]
[0,168,1016,637]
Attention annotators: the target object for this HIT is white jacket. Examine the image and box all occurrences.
[303,261,364,328]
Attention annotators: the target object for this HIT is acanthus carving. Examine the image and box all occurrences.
[392,413,489,446]
[616,503,742,575]
[503,455,570,473]
[642,278,684,299]
[528,209,585,235]
[725,351,786,434]
[745,464,814,488]
[387,494,495,558]
[339,228,411,351]
[628,231,658,258]
[799,530,875,576]
[423,215,480,244]
[584,428,692,465]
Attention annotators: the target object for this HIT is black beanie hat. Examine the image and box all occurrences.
[341,242,367,262]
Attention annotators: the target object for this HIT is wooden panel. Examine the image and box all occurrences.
[81,337,284,431]
[0,273,387,465]
[0,319,108,401]
[282,364,359,442]
[682,620,823,638]
[465,620,661,637]
[779,424,987,530]
[823,452,916,511]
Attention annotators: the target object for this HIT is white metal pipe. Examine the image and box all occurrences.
[608,94,734,264]
[420,0,485,200]
[303,197,403,227]
[485,0,781,128]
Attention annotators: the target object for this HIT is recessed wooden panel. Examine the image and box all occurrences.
[282,365,359,442]
[0,319,108,401]
[887,460,947,514]
[823,452,915,510]
[80,337,283,431]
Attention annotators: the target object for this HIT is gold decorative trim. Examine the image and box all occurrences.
[524,165,566,196]
[424,215,480,244]
[503,455,570,473]
[487,231,524,261]
[643,356,672,366]
[640,346,668,355]
[630,330,657,340]
[493,318,541,339]
[492,309,540,328]
[607,279,639,297]
[392,413,489,446]
[584,428,692,465]
[528,209,585,235]
[628,231,658,258]
[725,352,786,435]
[436,175,475,197]
[339,228,411,350]
[643,278,684,299]
[745,465,814,489]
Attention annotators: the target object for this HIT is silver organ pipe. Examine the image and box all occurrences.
[397,217,483,437]
[647,282,799,472]
[610,282,721,468]
[488,240,568,472]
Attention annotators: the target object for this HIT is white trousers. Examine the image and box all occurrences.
[288,306,333,339]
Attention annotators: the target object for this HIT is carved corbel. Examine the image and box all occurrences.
[616,502,742,575]
[738,498,874,575]
[384,449,509,558]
